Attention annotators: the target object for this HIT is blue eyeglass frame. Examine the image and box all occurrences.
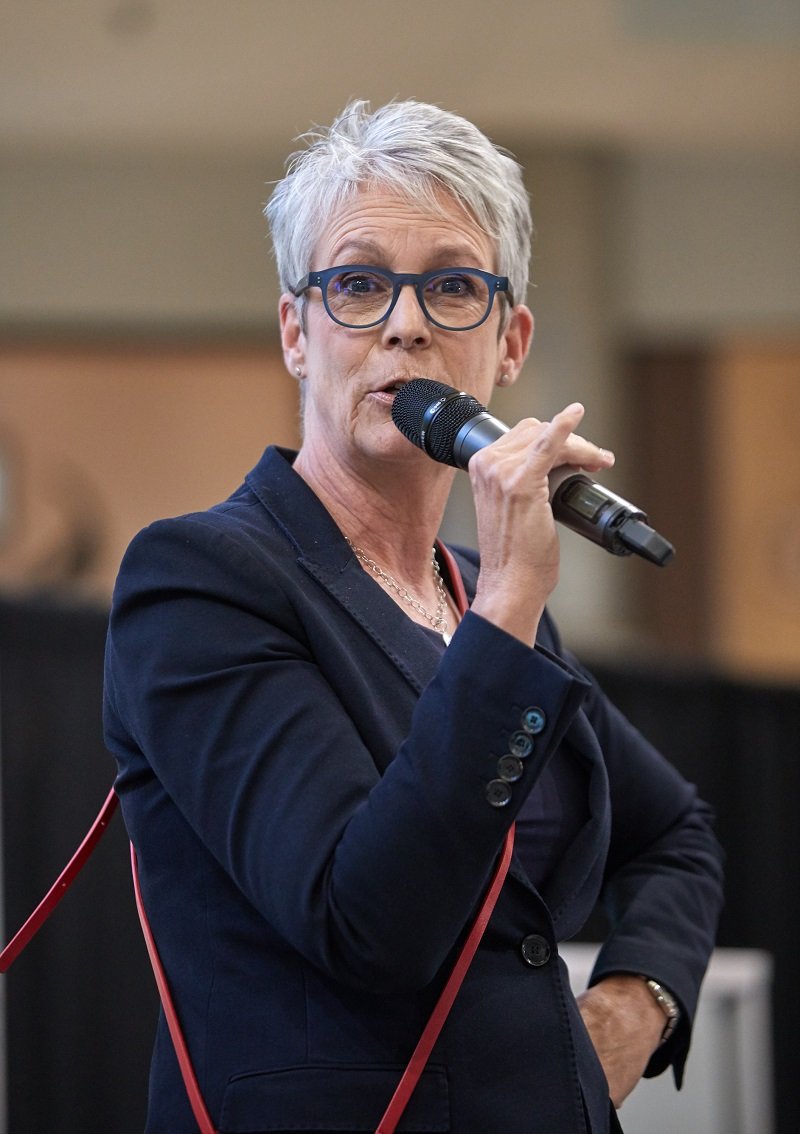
[290,265,513,331]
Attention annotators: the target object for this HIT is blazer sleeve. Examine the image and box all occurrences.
[556,631,725,1085]
[104,513,590,994]
[423,551,723,1084]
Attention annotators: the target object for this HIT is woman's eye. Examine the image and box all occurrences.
[433,275,474,296]
[336,273,385,295]
[344,276,372,293]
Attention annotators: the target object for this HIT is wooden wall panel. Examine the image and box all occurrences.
[625,345,711,659]
[0,341,299,599]
[627,337,800,682]
[708,340,800,680]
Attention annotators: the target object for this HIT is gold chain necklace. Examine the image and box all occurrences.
[346,538,451,645]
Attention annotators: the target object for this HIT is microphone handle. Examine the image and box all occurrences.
[551,470,675,566]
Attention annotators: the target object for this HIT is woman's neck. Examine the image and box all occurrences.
[293,443,455,585]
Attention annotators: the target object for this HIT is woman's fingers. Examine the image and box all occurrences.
[468,404,615,644]
[522,403,614,475]
[470,403,614,486]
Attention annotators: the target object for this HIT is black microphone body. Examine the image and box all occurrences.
[392,378,674,567]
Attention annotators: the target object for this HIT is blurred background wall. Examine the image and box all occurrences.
[1,2,799,1132]
[1,0,799,674]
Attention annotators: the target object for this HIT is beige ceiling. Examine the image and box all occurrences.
[3,0,800,156]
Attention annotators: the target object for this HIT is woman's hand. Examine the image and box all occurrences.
[469,403,614,645]
[577,975,666,1109]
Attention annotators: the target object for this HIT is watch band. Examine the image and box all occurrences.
[639,976,681,1045]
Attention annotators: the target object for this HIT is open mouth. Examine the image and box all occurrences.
[371,379,407,400]
[376,375,441,397]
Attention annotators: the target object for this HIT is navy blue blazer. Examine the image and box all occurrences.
[104,446,723,1134]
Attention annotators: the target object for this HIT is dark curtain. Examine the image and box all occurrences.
[1,596,798,1133]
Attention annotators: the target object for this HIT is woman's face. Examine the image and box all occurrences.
[280,185,533,476]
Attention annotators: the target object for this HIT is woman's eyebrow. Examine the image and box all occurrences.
[326,239,386,265]
[328,240,486,268]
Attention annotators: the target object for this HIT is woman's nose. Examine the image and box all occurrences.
[381,284,432,349]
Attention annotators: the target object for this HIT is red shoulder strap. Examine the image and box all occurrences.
[435,540,470,618]
[376,541,515,1133]
[0,788,217,1133]
[130,845,219,1134]
[375,824,514,1133]
[0,787,118,973]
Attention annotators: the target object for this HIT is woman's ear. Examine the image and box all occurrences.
[498,304,534,388]
[279,294,306,379]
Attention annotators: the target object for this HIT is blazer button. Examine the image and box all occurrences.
[508,730,534,758]
[521,706,546,735]
[485,779,512,808]
[520,934,552,967]
[497,754,524,783]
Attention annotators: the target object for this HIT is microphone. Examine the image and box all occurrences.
[392,377,675,567]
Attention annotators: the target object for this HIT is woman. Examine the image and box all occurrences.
[104,100,723,1133]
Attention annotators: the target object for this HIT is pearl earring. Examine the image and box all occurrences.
[295,366,303,378]
[498,373,510,387]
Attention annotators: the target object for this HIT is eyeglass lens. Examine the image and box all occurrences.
[325,269,493,329]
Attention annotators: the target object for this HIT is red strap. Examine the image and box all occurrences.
[435,541,470,620]
[131,844,219,1134]
[374,540,516,1133]
[131,822,513,1134]
[375,823,515,1134]
[0,790,215,1133]
[0,787,119,973]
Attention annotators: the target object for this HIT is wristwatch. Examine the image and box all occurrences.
[639,976,681,1045]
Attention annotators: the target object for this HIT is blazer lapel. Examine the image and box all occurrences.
[247,448,611,927]
[245,446,444,695]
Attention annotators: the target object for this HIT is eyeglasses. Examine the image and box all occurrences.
[290,265,512,331]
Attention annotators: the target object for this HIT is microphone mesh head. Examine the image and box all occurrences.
[392,378,485,467]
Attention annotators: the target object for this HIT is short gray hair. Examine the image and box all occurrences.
[264,99,532,311]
